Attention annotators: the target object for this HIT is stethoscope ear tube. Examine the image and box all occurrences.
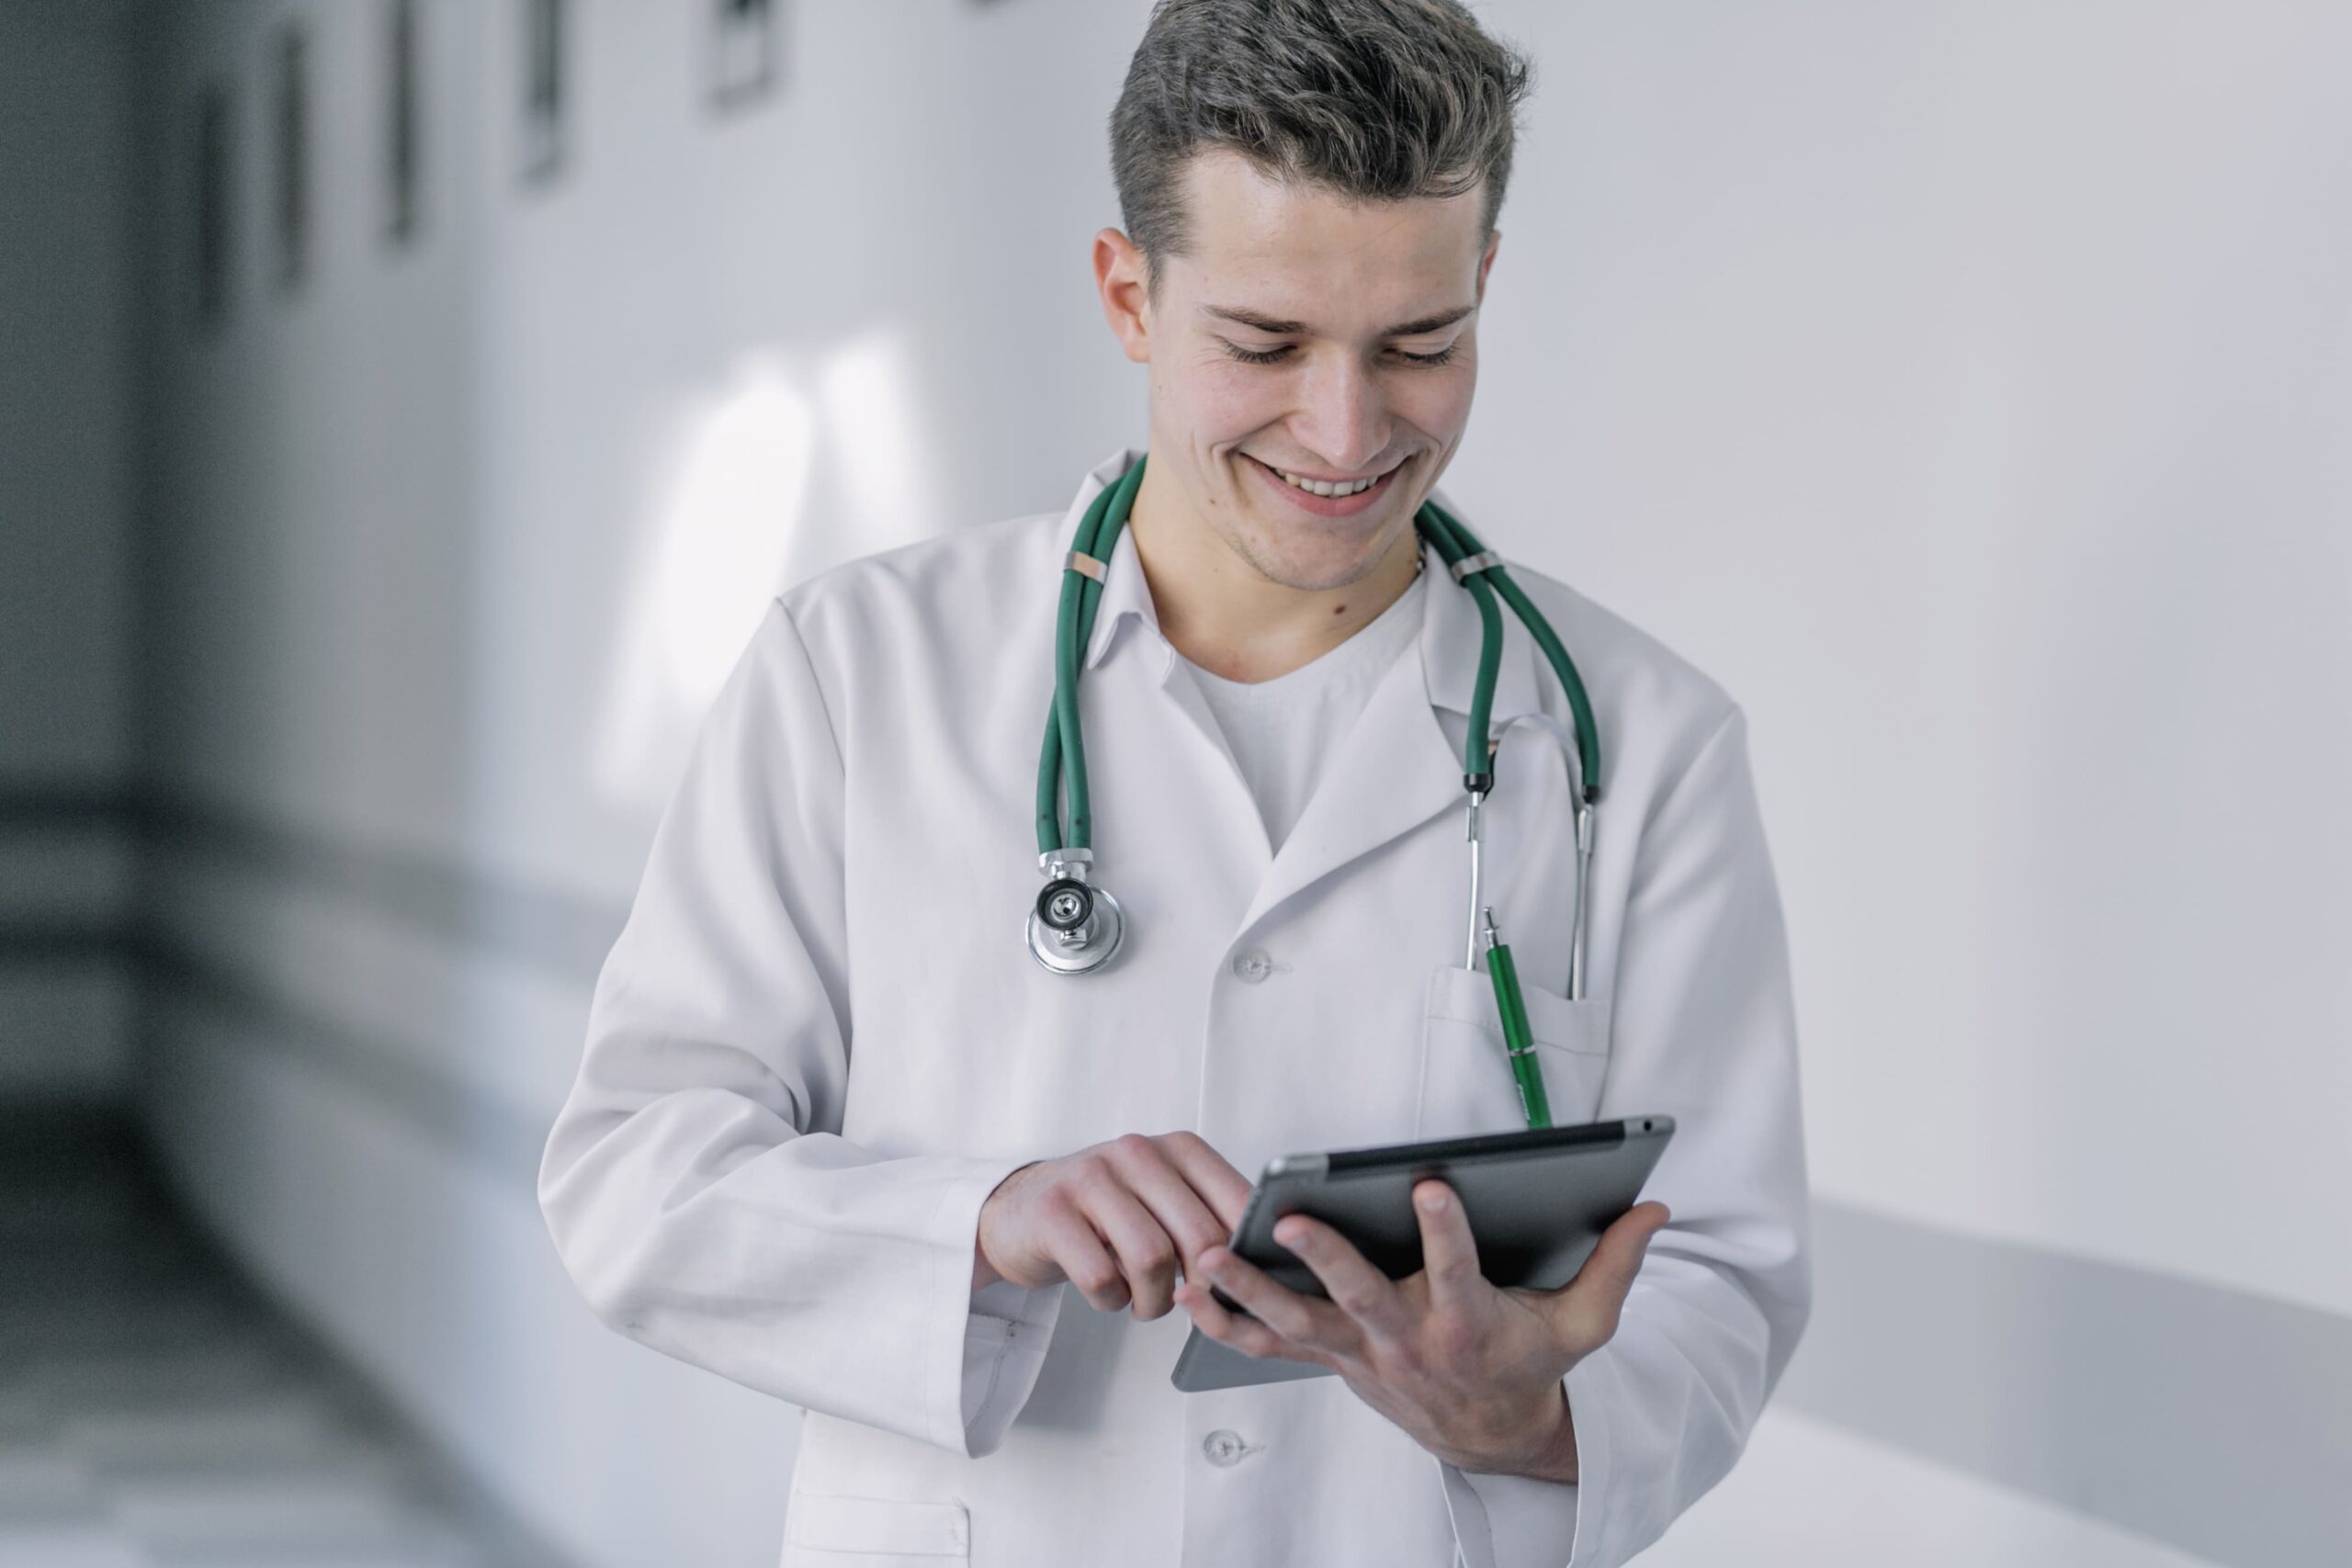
[1416,500,1602,804]
[1422,502,1602,1005]
[1480,712,1600,1001]
[1415,509,1507,786]
[1570,800,1594,1000]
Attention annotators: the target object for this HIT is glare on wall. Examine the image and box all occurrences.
[820,330,938,565]
[652,367,815,702]
[593,356,815,809]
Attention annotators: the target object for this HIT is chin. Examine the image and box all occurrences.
[1242,520,1396,593]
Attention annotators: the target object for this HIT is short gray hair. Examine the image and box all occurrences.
[1109,0,1533,291]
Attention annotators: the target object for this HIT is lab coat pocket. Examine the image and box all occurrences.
[781,1492,970,1565]
[1416,964,1611,1141]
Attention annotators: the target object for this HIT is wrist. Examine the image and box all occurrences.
[1530,1382,1578,1484]
[971,1161,1033,1293]
[1455,1381,1578,1484]
[971,1196,1005,1292]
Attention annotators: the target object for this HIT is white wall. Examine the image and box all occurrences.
[130,3,2348,1566]
[1465,6,2352,1562]
[1474,0,2352,1323]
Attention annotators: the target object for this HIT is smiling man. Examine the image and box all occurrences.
[538,3,1811,1566]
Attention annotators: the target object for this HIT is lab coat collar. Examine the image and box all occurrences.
[1066,449,1544,730]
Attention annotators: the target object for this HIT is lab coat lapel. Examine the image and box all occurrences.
[1076,477,1275,863]
[1230,516,1544,940]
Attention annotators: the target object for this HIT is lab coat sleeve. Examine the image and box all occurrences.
[1438,704,1814,1568]
[962,1277,1064,1445]
[537,598,1065,1460]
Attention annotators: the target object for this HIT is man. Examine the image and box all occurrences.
[538,3,1811,1564]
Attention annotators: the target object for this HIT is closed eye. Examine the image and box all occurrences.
[1220,342,1461,367]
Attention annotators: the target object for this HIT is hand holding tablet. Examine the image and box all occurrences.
[1170,1115,1675,1393]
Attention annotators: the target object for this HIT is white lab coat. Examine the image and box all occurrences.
[538,448,1812,1568]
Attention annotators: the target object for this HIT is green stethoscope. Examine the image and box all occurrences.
[1027,453,1604,1129]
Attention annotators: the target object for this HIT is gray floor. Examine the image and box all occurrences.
[0,1112,560,1568]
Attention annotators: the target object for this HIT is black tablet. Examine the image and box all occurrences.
[1170,1115,1676,1393]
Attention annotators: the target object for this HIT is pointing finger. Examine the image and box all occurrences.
[1161,1132,1256,1235]
[1108,1137,1236,1282]
[1081,1180,1182,1319]
[1035,1192,1128,1313]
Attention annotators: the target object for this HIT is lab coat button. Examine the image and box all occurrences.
[1232,949,1273,983]
[1203,1428,1250,1467]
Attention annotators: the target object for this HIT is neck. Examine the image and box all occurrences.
[1126,460,1424,684]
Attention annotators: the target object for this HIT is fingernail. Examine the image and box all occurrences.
[1418,1189,1446,1213]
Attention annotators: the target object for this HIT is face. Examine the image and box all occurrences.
[1096,148,1500,592]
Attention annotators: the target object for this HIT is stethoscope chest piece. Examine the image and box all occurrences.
[1026,851,1125,975]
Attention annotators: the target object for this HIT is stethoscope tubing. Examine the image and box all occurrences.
[1032,454,1604,1019]
[1412,497,1602,803]
[1035,457,1148,855]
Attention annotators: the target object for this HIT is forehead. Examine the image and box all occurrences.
[1167,148,1487,329]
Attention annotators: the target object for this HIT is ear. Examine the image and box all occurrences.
[1094,227,1153,365]
[1475,228,1502,300]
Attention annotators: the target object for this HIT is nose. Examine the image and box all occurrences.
[1289,353,1390,477]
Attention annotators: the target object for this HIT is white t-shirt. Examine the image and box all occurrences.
[1175,566,1429,853]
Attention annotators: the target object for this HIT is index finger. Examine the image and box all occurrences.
[1103,1137,1235,1280]
[1412,1179,1485,1314]
[1159,1132,1255,1235]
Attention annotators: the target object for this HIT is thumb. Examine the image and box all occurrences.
[1555,1201,1670,1351]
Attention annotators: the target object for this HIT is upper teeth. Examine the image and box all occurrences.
[1276,467,1383,497]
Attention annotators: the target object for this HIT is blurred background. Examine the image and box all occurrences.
[4,0,2347,1564]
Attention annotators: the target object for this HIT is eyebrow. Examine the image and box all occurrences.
[1201,303,1476,338]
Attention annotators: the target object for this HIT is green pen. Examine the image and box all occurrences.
[1480,908,1553,1130]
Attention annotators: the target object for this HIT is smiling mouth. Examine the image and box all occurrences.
[1244,453,1406,499]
